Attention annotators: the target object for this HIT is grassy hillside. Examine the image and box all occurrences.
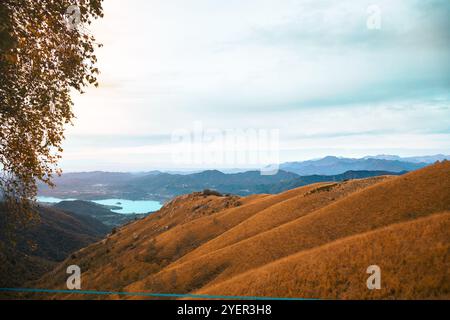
[28,161,450,299]
[199,212,450,299]
[0,204,109,288]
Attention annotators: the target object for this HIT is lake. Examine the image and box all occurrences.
[36,196,163,214]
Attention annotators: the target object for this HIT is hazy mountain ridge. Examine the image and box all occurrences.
[38,169,405,201]
[363,154,450,163]
[280,156,431,175]
[37,154,434,201]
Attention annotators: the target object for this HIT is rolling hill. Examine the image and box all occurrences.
[26,160,449,300]
[199,212,449,299]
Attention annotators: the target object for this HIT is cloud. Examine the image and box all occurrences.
[60,0,450,171]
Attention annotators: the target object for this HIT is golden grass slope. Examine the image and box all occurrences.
[30,161,450,300]
[198,212,450,300]
[176,176,390,264]
[125,161,449,295]
[30,184,327,297]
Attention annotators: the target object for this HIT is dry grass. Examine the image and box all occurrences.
[198,212,450,300]
[177,176,389,263]
[30,161,450,300]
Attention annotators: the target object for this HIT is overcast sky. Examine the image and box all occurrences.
[61,0,450,171]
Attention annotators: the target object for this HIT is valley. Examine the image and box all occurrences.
[8,160,448,300]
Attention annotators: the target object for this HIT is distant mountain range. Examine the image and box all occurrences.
[362,154,450,163]
[39,169,405,202]
[279,155,437,175]
[38,155,448,202]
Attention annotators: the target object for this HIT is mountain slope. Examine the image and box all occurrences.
[198,212,450,299]
[122,161,448,295]
[31,161,450,299]
[175,176,391,264]
[0,204,109,288]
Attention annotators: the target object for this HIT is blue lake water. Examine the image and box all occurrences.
[36,196,162,214]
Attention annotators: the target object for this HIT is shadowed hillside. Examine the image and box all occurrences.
[280,156,427,175]
[0,204,109,288]
[27,161,450,299]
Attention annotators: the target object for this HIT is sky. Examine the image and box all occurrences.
[61,0,450,172]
